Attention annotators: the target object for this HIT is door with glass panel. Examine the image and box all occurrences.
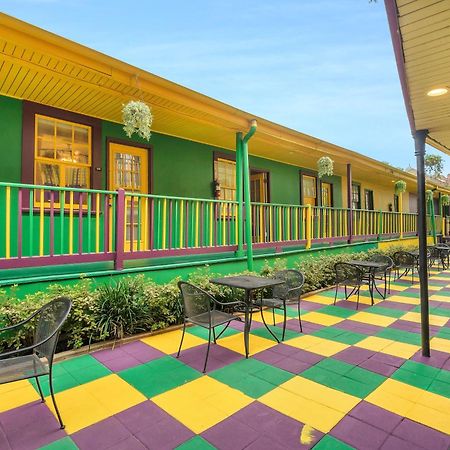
[108,143,149,250]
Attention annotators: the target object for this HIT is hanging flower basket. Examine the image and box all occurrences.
[441,194,450,206]
[394,180,406,194]
[122,100,153,140]
[425,190,434,202]
[317,156,334,178]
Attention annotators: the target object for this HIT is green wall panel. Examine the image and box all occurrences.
[0,96,22,182]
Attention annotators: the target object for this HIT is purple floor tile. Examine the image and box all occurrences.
[359,359,399,377]
[107,436,147,450]
[0,401,66,450]
[244,435,287,450]
[122,340,166,363]
[0,427,11,450]
[228,402,323,449]
[134,412,193,450]
[381,301,415,311]
[72,417,132,450]
[177,343,242,372]
[286,319,323,334]
[368,352,405,368]
[335,320,382,335]
[92,347,129,364]
[100,354,142,372]
[201,416,259,450]
[333,347,376,365]
[254,349,313,374]
[411,349,450,369]
[115,400,169,435]
[299,301,324,312]
[334,300,371,310]
[380,435,424,450]
[229,320,263,332]
[270,344,324,365]
[349,401,403,433]
[392,418,450,450]
[331,415,389,450]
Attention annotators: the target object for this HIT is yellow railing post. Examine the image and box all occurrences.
[399,192,403,239]
[306,204,312,249]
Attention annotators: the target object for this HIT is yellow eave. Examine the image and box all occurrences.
[0,12,446,193]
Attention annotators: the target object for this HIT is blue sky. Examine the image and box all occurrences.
[1,0,447,172]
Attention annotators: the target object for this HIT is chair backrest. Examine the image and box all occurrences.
[34,297,72,363]
[272,270,305,300]
[178,281,213,320]
[393,251,416,267]
[334,262,363,284]
[369,254,394,270]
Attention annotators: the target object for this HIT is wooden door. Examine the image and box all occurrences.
[250,172,268,203]
[321,182,332,207]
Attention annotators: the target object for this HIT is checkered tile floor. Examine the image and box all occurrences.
[1,270,450,450]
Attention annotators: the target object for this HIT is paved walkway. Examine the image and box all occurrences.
[1,269,449,450]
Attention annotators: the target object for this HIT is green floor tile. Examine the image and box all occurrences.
[317,306,356,319]
[29,373,79,397]
[38,437,79,450]
[366,306,405,318]
[119,356,201,397]
[57,354,101,371]
[391,368,433,391]
[302,360,385,398]
[376,328,421,345]
[428,379,450,398]
[176,436,216,449]
[396,290,421,298]
[210,358,293,398]
[250,324,299,341]
[435,327,450,339]
[313,434,355,449]
[312,327,366,345]
[186,324,239,340]
[400,360,440,378]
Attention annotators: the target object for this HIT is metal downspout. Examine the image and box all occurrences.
[235,132,244,256]
[242,120,257,271]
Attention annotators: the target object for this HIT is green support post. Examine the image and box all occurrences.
[430,197,437,244]
[377,209,382,241]
[242,120,257,271]
[235,132,244,256]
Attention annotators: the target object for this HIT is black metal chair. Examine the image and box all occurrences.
[393,251,418,284]
[334,262,366,309]
[258,270,304,341]
[0,297,72,429]
[367,254,394,298]
[428,245,449,271]
[177,281,242,373]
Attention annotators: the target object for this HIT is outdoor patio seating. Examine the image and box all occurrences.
[366,254,394,298]
[177,281,243,373]
[393,250,418,284]
[258,269,304,341]
[0,297,72,429]
[333,262,367,309]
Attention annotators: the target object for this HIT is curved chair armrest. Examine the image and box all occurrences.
[0,310,39,333]
[0,329,59,359]
[212,299,246,308]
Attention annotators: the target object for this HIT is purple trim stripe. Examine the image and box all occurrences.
[17,189,22,259]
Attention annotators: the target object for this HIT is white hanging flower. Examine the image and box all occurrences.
[317,156,334,178]
[425,189,434,202]
[122,100,153,141]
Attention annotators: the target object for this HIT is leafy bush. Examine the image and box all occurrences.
[0,243,418,352]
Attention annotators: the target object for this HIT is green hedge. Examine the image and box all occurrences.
[0,244,414,353]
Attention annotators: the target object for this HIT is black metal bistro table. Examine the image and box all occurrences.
[210,275,285,358]
[347,260,389,302]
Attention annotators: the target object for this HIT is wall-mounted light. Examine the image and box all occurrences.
[427,87,448,97]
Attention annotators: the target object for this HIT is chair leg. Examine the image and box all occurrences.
[48,369,65,429]
[281,302,287,342]
[212,327,217,344]
[272,308,276,326]
[388,271,392,294]
[176,321,186,358]
[203,327,212,373]
[297,299,303,333]
[35,376,45,403]
[260,306,280,343]
[334,283,339,305]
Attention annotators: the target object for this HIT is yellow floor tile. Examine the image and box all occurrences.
[367,379,450,435]
[349,311,396,327]
[303,295,334,305]
[281,377,360,414]
[152,377,253,433]
[356,336,392,352]
[385,295,419,305]
[251,310,286,325]
[382,341,420,359]
[259,385,353,433]
[430,337,450,353]
[386,284,410,291]
[301,311,344,326]
[400,311,448,327]
[285,334,348,356]
[141,329,206,354]
[345,295,382,306]
[46,374,146,434]
[0,379,40,413]
[429,294,450,303]
[217,332,276,356]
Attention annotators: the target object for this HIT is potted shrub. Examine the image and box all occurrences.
[394,180,406,194]
[317,156,334,178]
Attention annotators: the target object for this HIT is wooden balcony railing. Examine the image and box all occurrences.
[0,182,438,271]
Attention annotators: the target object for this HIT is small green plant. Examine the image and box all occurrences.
[317,156,334,178]
[394,180,407,194]
[426,190,434,202]
[441,194,450,206]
